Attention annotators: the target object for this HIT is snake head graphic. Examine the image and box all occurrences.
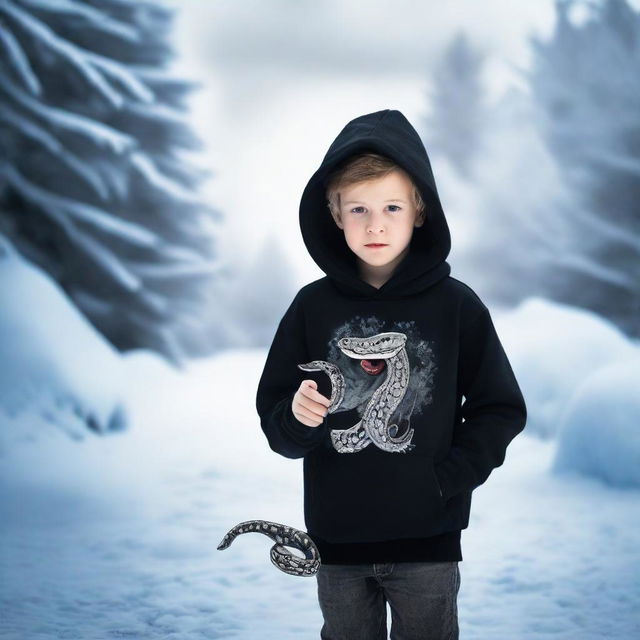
[338,332,407,359]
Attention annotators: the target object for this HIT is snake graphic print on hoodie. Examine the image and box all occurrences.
[255,109,527,565]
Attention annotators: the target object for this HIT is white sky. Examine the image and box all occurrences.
[167,0,635,288]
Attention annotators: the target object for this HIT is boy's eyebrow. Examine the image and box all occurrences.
[343,199,407,204]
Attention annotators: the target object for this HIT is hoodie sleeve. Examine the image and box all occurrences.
[434,306,527,501]
[255,291,328,459]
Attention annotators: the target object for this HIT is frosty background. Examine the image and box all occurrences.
[1,0,639,638]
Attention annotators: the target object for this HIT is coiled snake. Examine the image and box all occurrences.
[217,520,320,576]
[299,331,415,454]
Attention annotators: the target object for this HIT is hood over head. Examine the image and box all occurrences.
[299,109,451,300]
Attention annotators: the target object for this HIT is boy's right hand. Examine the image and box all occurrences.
[292,380,331,427]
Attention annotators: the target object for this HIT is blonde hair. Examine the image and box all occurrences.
[325,152,426,220]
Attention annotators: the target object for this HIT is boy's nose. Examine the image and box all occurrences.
[367,213,386,234]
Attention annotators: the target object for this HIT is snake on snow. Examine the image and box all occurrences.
[217,520,320,576]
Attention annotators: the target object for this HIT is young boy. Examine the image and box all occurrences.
[256,109,527,639]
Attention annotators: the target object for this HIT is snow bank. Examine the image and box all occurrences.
[552,355,640,488]
[495,296,640,487]
[494,296,636,439]
[0,235,128,452]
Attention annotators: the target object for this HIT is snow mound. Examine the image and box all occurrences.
[494,296,636,439]
[551,355,640,488]
[0,235,128,452]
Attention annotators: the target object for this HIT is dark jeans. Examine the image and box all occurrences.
[316,561,460,640]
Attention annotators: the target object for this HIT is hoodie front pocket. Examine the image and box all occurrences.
[306,448,450,541]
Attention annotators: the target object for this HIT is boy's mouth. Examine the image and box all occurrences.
[365,243,388,248]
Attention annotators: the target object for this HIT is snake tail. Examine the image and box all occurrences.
[217,519,321,577]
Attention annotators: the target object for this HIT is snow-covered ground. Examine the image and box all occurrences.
[1,283,640,638]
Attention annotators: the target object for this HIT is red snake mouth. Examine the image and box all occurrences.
[360,359,385,375]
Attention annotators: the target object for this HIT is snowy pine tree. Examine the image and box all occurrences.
[528,0,640,339]
[423,31,489,180]
[446,84,576,310]
[0,0,223,364]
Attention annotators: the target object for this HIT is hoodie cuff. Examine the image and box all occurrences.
[282,397,327,447]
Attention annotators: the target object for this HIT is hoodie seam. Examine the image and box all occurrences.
[367,109,391,137]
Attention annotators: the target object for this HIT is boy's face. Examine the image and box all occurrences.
[330,169,425,285]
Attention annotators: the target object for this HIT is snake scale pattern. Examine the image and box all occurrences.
[217,519,321,576]
[299,331,415,454]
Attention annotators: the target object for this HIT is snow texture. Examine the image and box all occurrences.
[0,236,127,452]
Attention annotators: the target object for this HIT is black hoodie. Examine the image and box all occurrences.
[255,109,527,564]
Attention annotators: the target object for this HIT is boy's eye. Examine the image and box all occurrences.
[349,205,401,214]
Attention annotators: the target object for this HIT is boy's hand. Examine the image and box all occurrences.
[292,380,331,427]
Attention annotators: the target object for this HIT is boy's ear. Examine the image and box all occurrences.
[414,210,426,227]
